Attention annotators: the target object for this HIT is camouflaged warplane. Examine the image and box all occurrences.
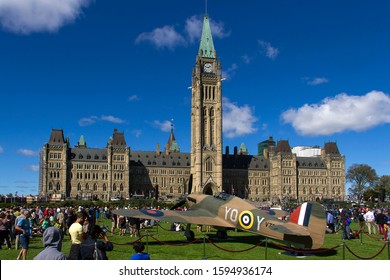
[113,187,327,250]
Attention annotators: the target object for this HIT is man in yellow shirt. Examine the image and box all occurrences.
[68,212,85,259]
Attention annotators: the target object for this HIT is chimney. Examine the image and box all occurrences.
[225,146,229,156]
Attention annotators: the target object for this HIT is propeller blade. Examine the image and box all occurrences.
[170,199,186,210]
[171,174,193,210]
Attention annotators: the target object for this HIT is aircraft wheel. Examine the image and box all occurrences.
[217,230,227,239]
[186,230,195,241]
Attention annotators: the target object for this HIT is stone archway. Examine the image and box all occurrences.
[203,183,214,195]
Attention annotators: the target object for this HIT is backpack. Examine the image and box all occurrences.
[93,242,105,260]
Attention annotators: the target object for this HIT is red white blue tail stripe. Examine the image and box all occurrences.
[289,202,312,227]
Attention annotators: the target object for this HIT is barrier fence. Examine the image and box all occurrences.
[110,225,390,260]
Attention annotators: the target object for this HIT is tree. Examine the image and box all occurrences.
[346,164,378,201]
[375,175,390,202]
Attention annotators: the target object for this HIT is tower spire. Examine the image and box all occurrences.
[170,117,174,132]
[198,14,215,58]
[165,117,180,154]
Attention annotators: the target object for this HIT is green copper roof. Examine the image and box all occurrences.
[169,140,180,152]
[199,15,215,58]
[78,135,86,148]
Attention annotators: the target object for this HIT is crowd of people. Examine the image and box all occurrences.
[325,205,390,241]
[1,203,389,260]
[0,205,150,260]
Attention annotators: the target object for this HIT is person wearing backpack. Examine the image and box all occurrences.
[79,225,113,260]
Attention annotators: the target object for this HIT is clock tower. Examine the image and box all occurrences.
[190,15,223,194]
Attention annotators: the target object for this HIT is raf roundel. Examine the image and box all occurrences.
[238,210,254,230]
[140,209,164,218]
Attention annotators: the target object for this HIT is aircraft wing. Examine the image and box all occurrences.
[261,208,289,220]
[112,208,233,228]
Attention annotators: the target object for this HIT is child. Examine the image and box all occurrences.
[130,241,150,260]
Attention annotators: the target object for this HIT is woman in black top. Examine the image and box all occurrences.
[79,225,113,260]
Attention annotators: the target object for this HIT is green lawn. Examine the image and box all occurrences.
[0,218,388,260]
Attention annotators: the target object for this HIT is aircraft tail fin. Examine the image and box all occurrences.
[289,201,326,249]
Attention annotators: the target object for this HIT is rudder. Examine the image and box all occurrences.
[289,201,326,249]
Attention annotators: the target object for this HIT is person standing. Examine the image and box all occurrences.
[34,226,67,260]
[341,213,352,240]
[110,212,117,236]
[375,210,387,240]
[13,209,23,250]
[15,210,31,260]
[56,208,66,238]
[358,210,366,233]
[0,212,12,249]
[364,208,377,234]
[68,212,85,260]
[79,225,113,260]
[327,211,335,233]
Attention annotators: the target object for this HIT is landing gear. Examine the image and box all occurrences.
[216,230,227,239]
[185,224,195,241]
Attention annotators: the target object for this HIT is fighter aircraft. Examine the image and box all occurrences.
[113,187,327,250]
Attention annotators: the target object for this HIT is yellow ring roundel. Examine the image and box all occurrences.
[238,210,254,230]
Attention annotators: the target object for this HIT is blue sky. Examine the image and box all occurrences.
[0,0,389,196]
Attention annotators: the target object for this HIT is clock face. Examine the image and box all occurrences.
[204,63,213,73]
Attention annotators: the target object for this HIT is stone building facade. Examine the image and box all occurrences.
[39,15,346,203]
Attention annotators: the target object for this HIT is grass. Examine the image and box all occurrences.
[0,218,388,260]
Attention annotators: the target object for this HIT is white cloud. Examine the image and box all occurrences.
[241,54,253,64]
[152,120,172,132]
[0,145,3,154]
[304,77,329,86]
[78,115,125,126]
[24,165,39,171]
[185,15,230,44]
[258,40,279,60]
[184,15,203,43]
[0,0,91,34]
[223,97,258,138]
[128,95,139,102]
[136,15,230,50]
[17,149,37,156]
[132,129,142,138]
[209,18,230,39]
[101,115,125,124]
[78,116,98,126]
[135,25,186,50]
[282,90,390,136]
[222,63,238,81]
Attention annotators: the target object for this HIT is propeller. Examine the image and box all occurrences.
[170,174,193,210]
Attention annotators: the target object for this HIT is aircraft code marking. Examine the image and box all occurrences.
[225,207,238,222]
[225,207,265,231]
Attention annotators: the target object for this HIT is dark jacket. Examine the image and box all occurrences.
[79,237,113,260]
[376,213,387,225]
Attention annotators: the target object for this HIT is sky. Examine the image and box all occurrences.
[0,0,389,196]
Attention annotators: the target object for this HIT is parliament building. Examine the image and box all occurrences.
[39,15,346,203]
